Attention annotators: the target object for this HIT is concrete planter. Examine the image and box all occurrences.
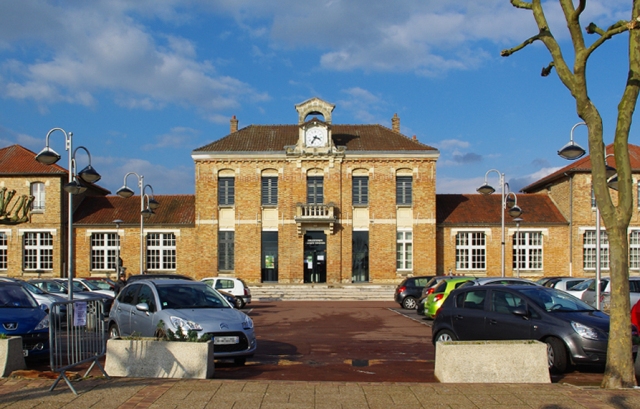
[0,337,27,377]
[104,338,214,379]
[434,340,550,383]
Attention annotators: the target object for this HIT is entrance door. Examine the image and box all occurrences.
[352,231,369,282]
[303,231,326,283]
[261,231,278,282]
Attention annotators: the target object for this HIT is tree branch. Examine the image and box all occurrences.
[541,62,555,77]
[586,21,634,58]
[501,32,542,57]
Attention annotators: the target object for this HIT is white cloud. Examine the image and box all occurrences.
[436,139,470,150]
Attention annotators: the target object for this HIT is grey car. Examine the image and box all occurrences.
[107,279,257,365]
[581,277,640,310]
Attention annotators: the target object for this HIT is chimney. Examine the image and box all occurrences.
[392,113,400,133]
[412,135,417,141]
[230,115,238,133]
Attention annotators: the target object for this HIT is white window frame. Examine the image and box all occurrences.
[630,230,640,270]
[512,231,543,270]
[396,230,413,270]
[146,232,177,271]
[30,182,45,212]
[0,231,7,270]
[90,232,119,271]
[23,231,53,271]
[583,229,609,270]
[456,231,486,270]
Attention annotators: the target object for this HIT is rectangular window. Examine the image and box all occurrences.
[90,233,120,271]
[218,177,235,206]
[261,177,278,206]
[512,231,543,270]
[147,233,176,271]
[307,176,324,205]
[31,182,45,211]
[218,231,235,271]
[396,176,412,205]
[630,231,640,270]
[591,186,597,208]
[23,231,53,270]
[352,176,369,205]
[396,230,413,270]
[583,230,609,270]
[0,232,6,270]
[456,232,486,270]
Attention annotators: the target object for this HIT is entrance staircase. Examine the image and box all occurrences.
[249,283,396,302]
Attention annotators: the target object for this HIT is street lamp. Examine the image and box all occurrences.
[513,217,523,278]
[113,219,123,277]
[477,169,523,277]
[35,128,101,300]
[558,123,617,309]
[116,173,159,274]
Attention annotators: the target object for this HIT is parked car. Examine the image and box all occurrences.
[544,277,588,293]
[83,277,116,291]
[127,273,195,283]
[107,279,256,365]
[564,278,594,300]
[394,275,434,309]
[416,276,451,315]
[201,277,252,309]
[431,285,632,373]
[582,277,640,310]
[29,279,114,313]
[0,282,50,359]
[55,278,115,298]
[458,277,538,288]
[421,277,474,319]
[0,277,67,321]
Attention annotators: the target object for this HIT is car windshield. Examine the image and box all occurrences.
[81,280,109,290]
[156,284,230,309]
[20,281,46,295]
[568,279,593,291]
[32,281,66,294]
[0,285,38,308]
[519,287,595,312]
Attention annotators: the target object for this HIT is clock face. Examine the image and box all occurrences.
[305,127,327,147]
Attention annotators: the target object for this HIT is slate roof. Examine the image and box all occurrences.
[73,195,195,226]
[522,143,640,192]
[436,194,567,226]
[193,124,437,153]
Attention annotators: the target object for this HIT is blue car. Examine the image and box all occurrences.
[0,282,50,359]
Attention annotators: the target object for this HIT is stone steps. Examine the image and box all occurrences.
[248,284,396,302]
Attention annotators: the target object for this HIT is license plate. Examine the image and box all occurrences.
[214,336,239,345]
[23,349,28,357]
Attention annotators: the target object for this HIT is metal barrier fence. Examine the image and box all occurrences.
[48,298,110,394]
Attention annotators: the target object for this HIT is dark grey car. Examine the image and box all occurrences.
[431,285,624,373]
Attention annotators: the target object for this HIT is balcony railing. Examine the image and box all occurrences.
[294,202,337,234]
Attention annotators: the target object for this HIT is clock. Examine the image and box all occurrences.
[305,126,327,147]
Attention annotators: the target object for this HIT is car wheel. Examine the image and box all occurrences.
[236,298,245,309]
[435,330,457,343]
[546,337,568,373]
[402,296,417,309]
[109,323,120,339]
[234,357,247,366]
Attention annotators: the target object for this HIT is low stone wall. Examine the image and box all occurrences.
[434,340,550,383]
[0,337,26,377]
[104,338,214,379]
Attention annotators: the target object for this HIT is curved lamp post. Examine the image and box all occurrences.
[35,128,101,300]
[116,173,159,274]
[558,122,617,309]
[477,169,523,277]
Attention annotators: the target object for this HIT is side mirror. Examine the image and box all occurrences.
[135,302,150,312]
[511,306,529,319]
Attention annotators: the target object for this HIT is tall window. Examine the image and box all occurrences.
[91,233,119,270]
[0,232,7,270]
[396,176,412,205]
[147,233,176,271]
[23,231,53,270]
[261,176,278,206]
[591,186,596,208]
[218,231,235,270]
[456,232,486,270]
[307,176,324,204]
[218,177,235,206]
[512,231,543,270]
[396,230,413,270]
[583,230,609,270]
[30,182,45,211]
[630,231,640,270]
[352,176,369,205]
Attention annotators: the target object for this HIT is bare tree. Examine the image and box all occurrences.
[502,0,639,388]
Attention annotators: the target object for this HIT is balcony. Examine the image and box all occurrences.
[294,202,337,234]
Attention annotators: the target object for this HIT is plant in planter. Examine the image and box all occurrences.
[104,321,214,379]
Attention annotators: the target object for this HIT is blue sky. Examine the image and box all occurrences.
[0,1,636,195]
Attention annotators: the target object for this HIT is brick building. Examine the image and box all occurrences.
[2,98,640,284]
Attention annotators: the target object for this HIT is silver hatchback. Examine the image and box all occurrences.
[107,279,257,365]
